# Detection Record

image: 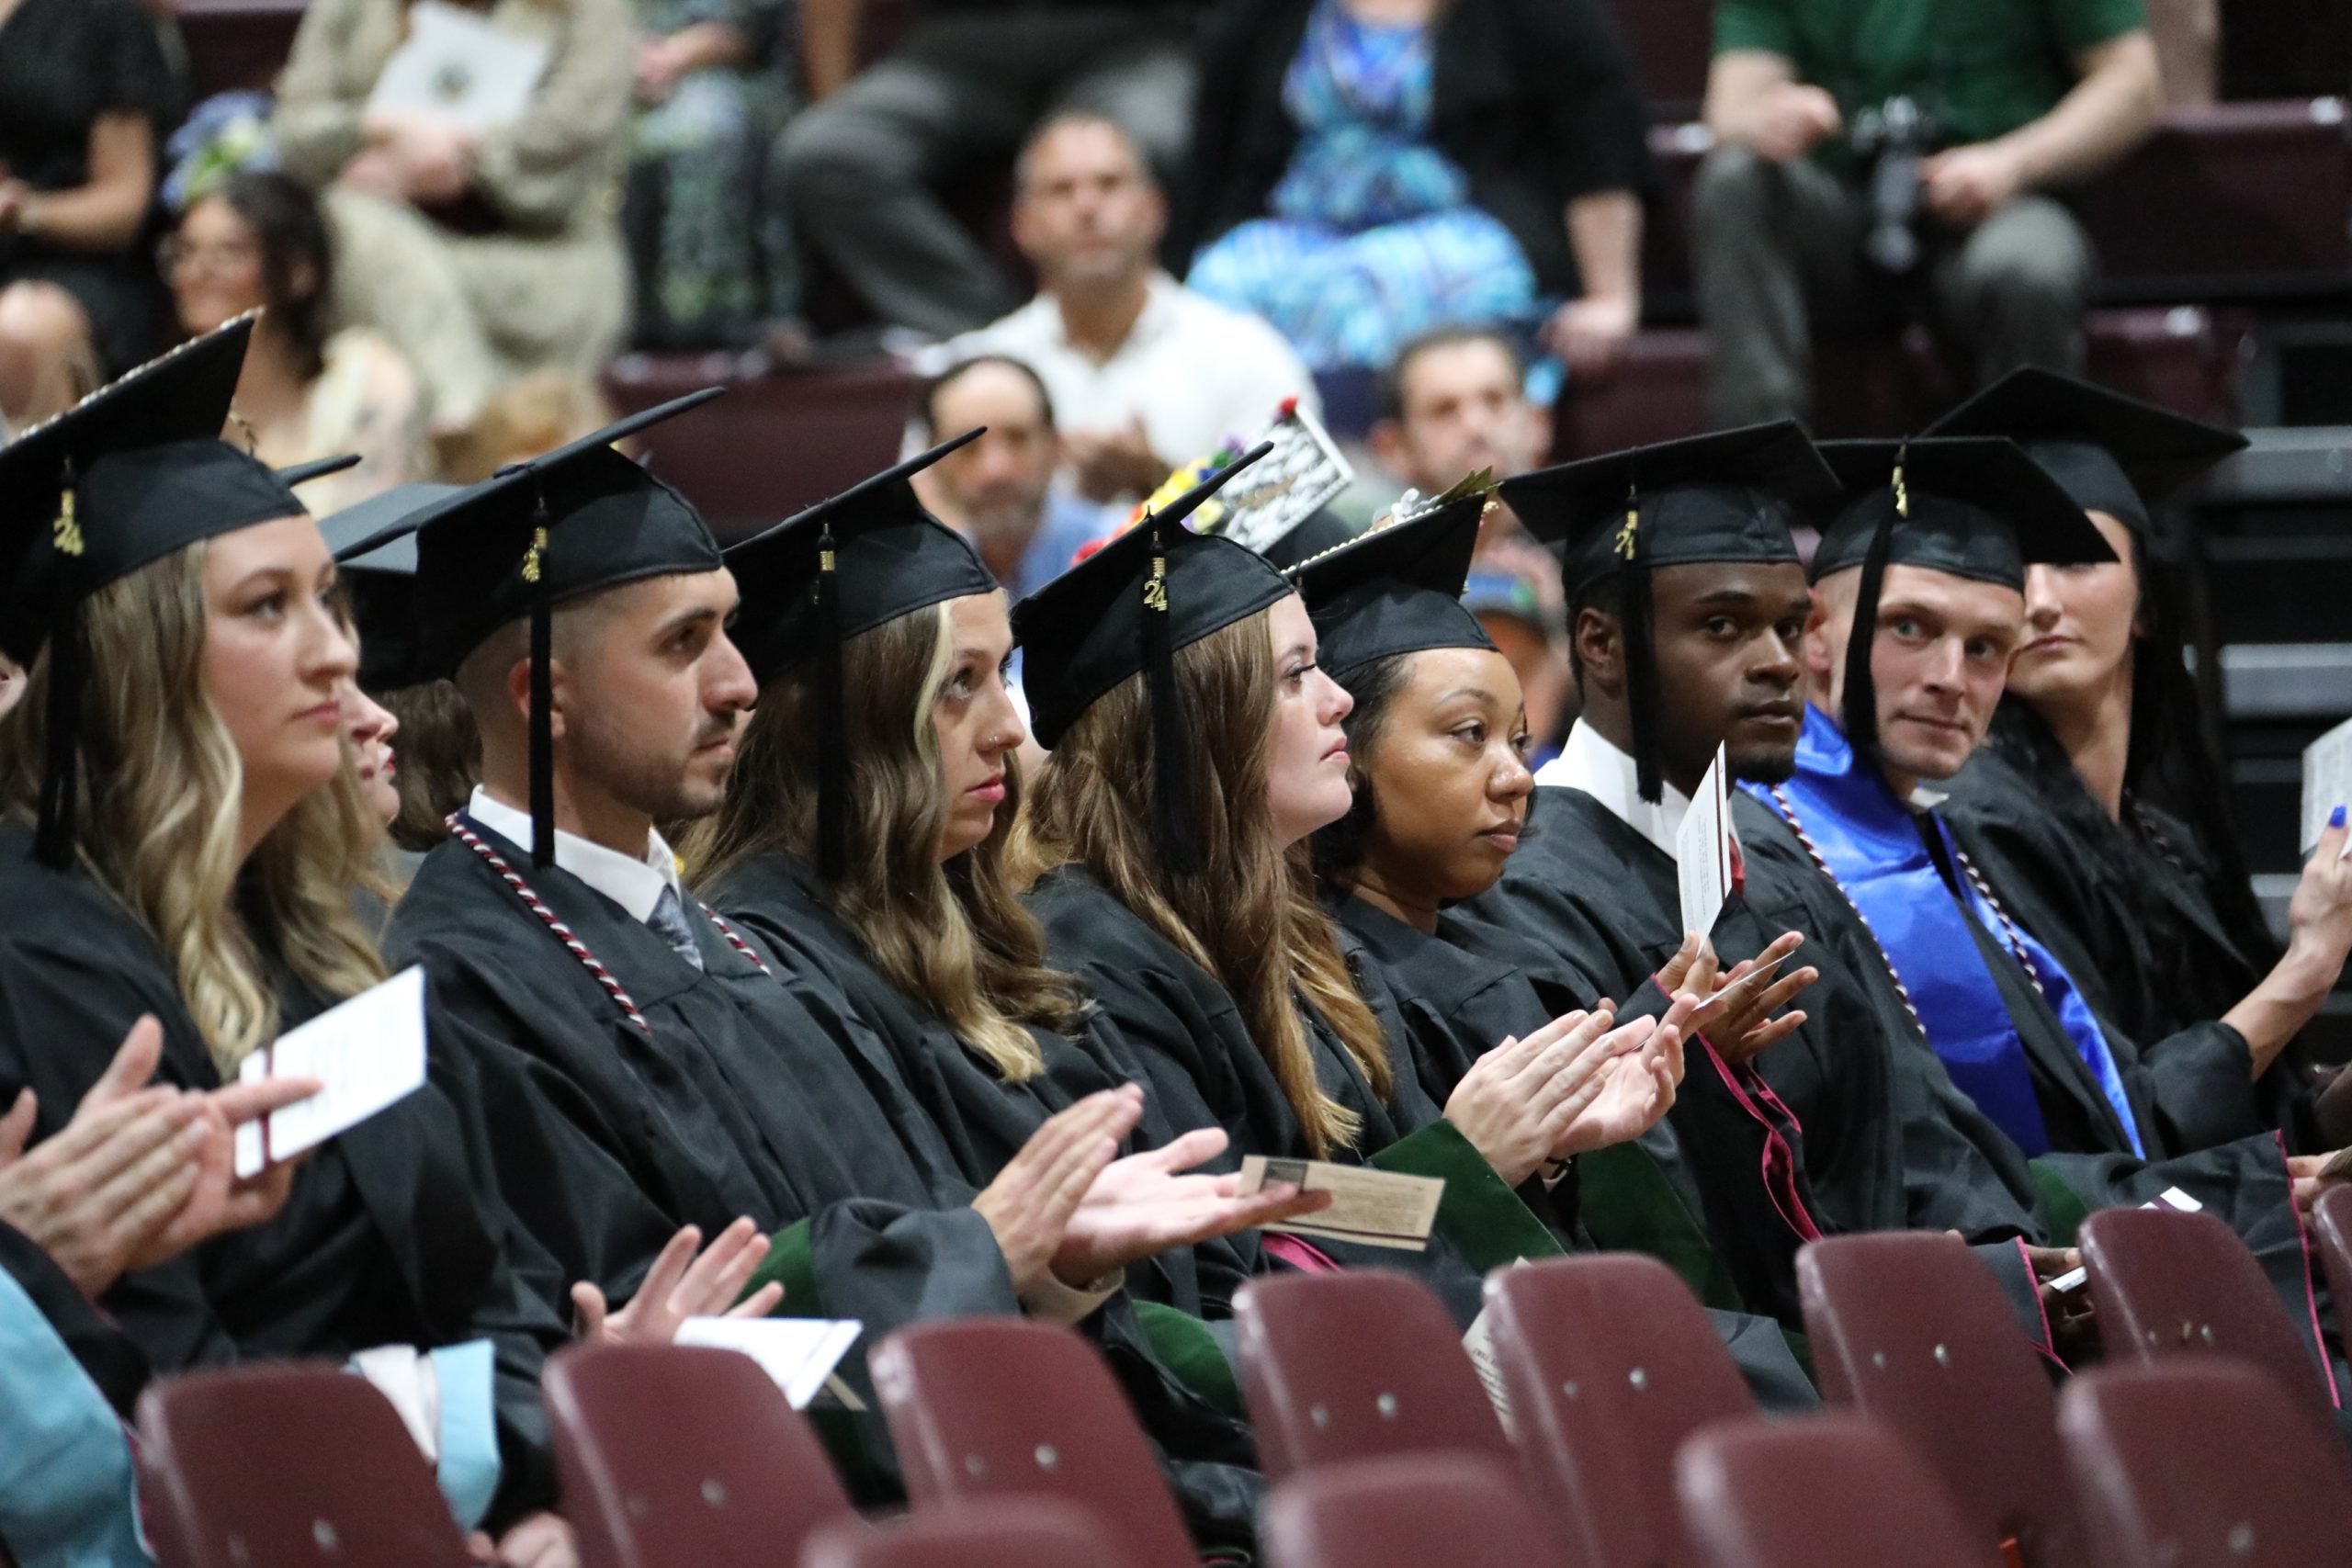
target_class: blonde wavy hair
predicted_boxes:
[0,544,387,1077]
[1011,610,1392,1157]
[685,599,1086,1081]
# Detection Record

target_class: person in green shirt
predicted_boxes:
[1690,0,2160,427]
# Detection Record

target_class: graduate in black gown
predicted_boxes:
[0,320,577,1547]
[1008,450,1712,1326]
[369,402,1295,1544]
[693,436,1316,1342]
[1449,424,2071,1337]
[1925,369,2352,1150]
[1754,434,2351,1398]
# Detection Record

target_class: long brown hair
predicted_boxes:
[1012,610,1392,1157]
[0,545,387,1075]
[685,600,1086,1080]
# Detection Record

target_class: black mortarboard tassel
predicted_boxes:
[814,519,846,880]
[1612,479,1669,805]
[524,479,556,869]
[1838,445,1905,771]
[1140,520,1195,874]
[34,460,85,869]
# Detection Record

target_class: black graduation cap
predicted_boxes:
[0,315,318,865]
[1924,367,2248,534]
[277,452,365,490]
[1812,435,2115,766]
[1012,442,1281,872]
[347,389,728,867]
[723,430,999,879]
[1501,421,1838,803]
[1286,490,1495,681]
[318,482,458,693]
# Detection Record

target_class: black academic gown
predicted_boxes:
[1450,786,2052,1331]
[1736,795,2349,1407]
[1327,891,1815,1407]
[0,827,565,1526]
[1944,722,2316,1148]
[389,821,1264,1548]
[1024,863,1600,1326]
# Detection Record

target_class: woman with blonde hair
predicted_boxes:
[1011,453,1689,1308]
[0,323,608,1556]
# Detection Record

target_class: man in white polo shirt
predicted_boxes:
[931,111,1317,508]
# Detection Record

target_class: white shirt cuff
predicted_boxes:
[1021,1269,1123,1325]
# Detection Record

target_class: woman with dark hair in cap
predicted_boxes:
[1009,451,1692,1318]
[1928,369,2352,1146]
[0,321,590,1553]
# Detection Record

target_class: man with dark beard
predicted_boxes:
[1451,423,2071,1336]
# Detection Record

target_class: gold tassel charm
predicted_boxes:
[51,490,83,558]
[1144,550,1169,612]
[1614,482,1640,560]
[1893,445,1910,519]
[520,525,548,583]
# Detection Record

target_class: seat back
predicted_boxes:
[2058,1361,2352,1568]
[1673,1414,1984,1568]
[543,1343,859,1568]
[2077,1206,2333,1427]
[801,1500,1136,1568]
[2310,1185,2352,1350]
[1482,1254,1754,1568]
[137,1364,473,1568]
[870,1318,1196,1568]
[1261,1453,1569,1568]
[1233,1269,1509,1482]
[1797,1233,2082,1566]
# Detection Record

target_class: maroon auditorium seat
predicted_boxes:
[1602,0,1712,117]
[2311,1185,2352,1343]
[137,1363,472,1568]
[869,1318,1198,1568]
[175,0,310,99]
[2076,1206,2337,1437]
[1261,1454,1571,1568]
[2058,1362,2352,1568]
[1796,1233,2084,1568]
[802,1500,1136,1568]
[1481,1254,1754,1568]
[1674,1414,1985,1568]
[542,1343,860,1568]
[1232,1269,1510,1483]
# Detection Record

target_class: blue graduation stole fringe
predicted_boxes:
[1748,708,2143,1159]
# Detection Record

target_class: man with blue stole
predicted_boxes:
[1750,434,2349,1404]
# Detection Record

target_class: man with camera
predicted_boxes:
[1690,0,2162,427]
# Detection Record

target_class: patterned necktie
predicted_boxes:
[647,885,706,973]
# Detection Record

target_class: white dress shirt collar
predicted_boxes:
[1532,721,1697,863]
[465,787,682,923]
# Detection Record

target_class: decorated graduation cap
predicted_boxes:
[317,482,458,693]
[1502,420,1838,803]
[1813,435,2114,766]
[1924,367,2248,534]
[1286,481,1496,681]
[722,430,998,878]
[1012,442,1281,872]
[0,315,322,865]
[352,388,727,868]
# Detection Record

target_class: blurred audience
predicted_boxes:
[912,356,1110,599]
[2145,0,2219,106]
[1369,325,1573,755]
[0,0,175,427]
[434,366,616,483]
[775,0,1207,337]
[932,112,1315,507]
[626,0,801,348]
[1693,0,2161,426]
[272,0,635,427]
[165,171,424,514]
[1177,0,1652,376]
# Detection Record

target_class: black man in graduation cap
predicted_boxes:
[1751,437,2352,1401]
[1918,374,2352,1154]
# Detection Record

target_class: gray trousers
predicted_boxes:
[774,7,1198,337]
[1690,143,2092,427]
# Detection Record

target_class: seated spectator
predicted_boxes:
[912,357,1109,599]
[165,172,424,516]
[1692,0,2161,426]
[775,0,1207,338]
[626,0,800,349]
[1177,0,1652,376]
[1370,325,1571,750]
[271,0,635,427]
[434,367,616,483]
[932,112,1317,507]
[0,0,175,426]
